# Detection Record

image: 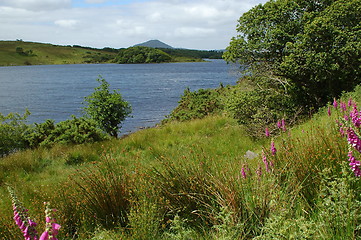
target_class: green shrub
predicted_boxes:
[24,116,108,147]
[0,110,30,156]
[223,76,299,138]
[165,87,225,122]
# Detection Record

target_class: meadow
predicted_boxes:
[1,87,360,239]
[0,41,118,66]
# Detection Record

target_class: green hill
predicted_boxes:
[0,41,118,66]
[0,41,222,66]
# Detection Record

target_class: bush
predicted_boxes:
[24,116,108,147]
[223,80,298,138]
[165,87,225,122]
[0,110,30,156]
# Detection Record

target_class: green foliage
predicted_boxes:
[24,116,108,147]
[224,0,361,109]
[0,110,30,156]
[83,77,132,137]
[224,76,298,137]
[160,48,223,59]
[165,87,225,122]
[115,46,172,64]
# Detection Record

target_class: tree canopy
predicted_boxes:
[115,46,172,64]
[83,78,131,138]
[224,0,361,108]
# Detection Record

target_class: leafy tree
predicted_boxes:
[83,77,131,138]
[224,0,361,109]
[115,46,171,64]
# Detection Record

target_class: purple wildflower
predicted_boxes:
[340,102,347,112]
[350,105,361,128]
[262,151,270,172]
[327,106,331,116]
[40,202,61,240]
[333,98,338,108]
[281,119,286,132]
[241,167,247,179]
[346,128,361,153]
[271,140,277,155]
[265,127,270,137]
[348,97,353,107]
[256,164,262,177]
[277,121,282,129]
[8,187,39,240]
[347,151,361,177]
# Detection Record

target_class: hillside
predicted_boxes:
[0,41,118,66]
[134,39,173,49]
[0,40,221,66]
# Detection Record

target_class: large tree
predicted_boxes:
[224,0,361,108]
[83,77,131,138]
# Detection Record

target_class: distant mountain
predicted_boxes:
[134,40,173,49]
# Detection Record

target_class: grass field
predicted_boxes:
[0,41,117,66]
[1,92,360,239]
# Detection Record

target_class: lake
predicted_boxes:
[0,60,239,135]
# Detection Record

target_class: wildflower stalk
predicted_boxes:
[39,202,61,240]
[7,186,39,240]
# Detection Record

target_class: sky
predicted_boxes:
[0,0,268,50]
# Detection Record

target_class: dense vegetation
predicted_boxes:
[1,0,360,239]
[160,48,223,60]
[114,46,172,64]
[223,0,361,110]
[1,88,361,239]
[0,41,220,66]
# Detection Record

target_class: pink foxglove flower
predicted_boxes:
[348,151,361,177]
[8,187,39,240]
[262,151,270,172]
[350,105,361,128]
[346,128,361,153]
[271,141,277,155]
[281,118,286,132]
[277,120,282,129]
[256,164,262,177]
[327,106,331,116]
[333,98,338,108]
[241,167,246,179]
[265,127,270,137]
[40,202,61,240]
[340,102,347,112]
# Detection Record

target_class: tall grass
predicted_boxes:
[1,108,360,239]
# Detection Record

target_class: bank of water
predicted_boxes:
[0,60,239,134]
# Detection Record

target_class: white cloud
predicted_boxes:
[54,19,78,28]
[0,0,71,11]
[0,0,269,49]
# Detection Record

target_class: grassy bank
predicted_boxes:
[1,96,360,239]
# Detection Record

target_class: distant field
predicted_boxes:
[0,41,117,66]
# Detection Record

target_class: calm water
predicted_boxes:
[0,60,239,134]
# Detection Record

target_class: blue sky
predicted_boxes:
[0,0,268,50]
